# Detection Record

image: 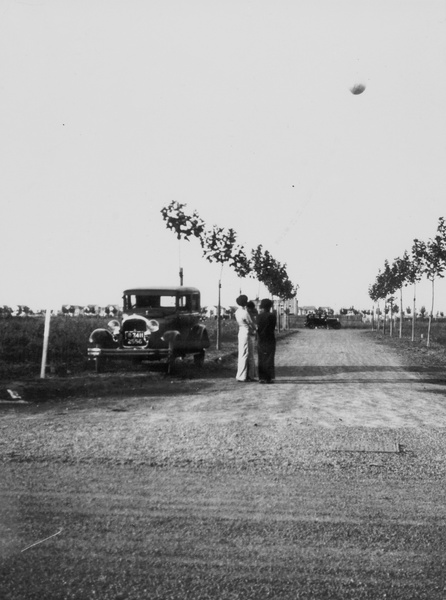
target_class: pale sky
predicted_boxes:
[1,0,445,313]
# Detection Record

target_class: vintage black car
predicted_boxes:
[88,286,210,373]
[305,313,341,330]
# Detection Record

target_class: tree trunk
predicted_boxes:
[383,302,386,335]
[216,278,222,350]
[411,282,416,342]
[276,298,281,332]
[427,278,435,347]
[389,299,393,337]
[399,288,403,338]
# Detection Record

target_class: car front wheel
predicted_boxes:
[166,341,177,375]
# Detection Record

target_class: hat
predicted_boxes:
[236,294,248,307]
[259,298,273,310]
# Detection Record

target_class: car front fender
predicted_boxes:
[88,328,118,348]
[189,323,210,348]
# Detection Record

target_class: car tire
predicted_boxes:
[193,350,205,367]
[94,356,103,374]
[166,341,177,375]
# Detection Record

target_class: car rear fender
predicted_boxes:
[162,330,181,345]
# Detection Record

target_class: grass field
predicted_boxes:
[1,314,446,381]
[374,317,446,345]
[0,316,240,381]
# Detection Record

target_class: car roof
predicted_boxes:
[123,287,200,295]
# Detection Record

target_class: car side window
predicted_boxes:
[159,296,176,309]
[190,294,200,312]
[178,295,189,311]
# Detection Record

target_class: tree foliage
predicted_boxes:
[200,225,254,278]
[161,202,298,300]
[251,245,296,300]
[160,200,205,241]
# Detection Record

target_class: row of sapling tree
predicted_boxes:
[161,201,298,348]
[368,217,446,346]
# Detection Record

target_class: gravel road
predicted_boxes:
[1,329,446,599]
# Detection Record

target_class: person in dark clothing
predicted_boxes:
[246,300,258,380]
[257,298,276,384]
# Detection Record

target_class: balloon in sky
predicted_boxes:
[350,83,366,95]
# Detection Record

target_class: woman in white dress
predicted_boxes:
[235,295,256,382]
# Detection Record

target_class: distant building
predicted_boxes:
[298,305,318,316]
[202,306,231,319]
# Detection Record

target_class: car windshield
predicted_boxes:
[126,294,175,310]
[124,292,200,313]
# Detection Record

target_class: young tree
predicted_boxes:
[251,245,297,332]
[368,282,380,331]
[378,260,398,336]
[421,218,446,346]
[251,245,296,301]
[251,245,275,292]
[392,252,413,338]
[200,225,244,349]
[160,201,206,284]
[230,245,252,279]
[250,245,298,330]
[369,276,390,331]
[160,200,205,242]
[408,239,426,342]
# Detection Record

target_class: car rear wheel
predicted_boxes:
[193,350,205,367]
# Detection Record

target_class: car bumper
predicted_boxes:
[88,347,170,359]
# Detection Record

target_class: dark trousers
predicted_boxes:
[258,339,275,382]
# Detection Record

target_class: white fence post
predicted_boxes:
[40,308,51,379]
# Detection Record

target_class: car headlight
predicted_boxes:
[148,319,159,332]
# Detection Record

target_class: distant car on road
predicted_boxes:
[88,286,210,373]
[305,313,341,330]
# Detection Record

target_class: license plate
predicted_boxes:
[126,331,144,339]
[125,331,145,344]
